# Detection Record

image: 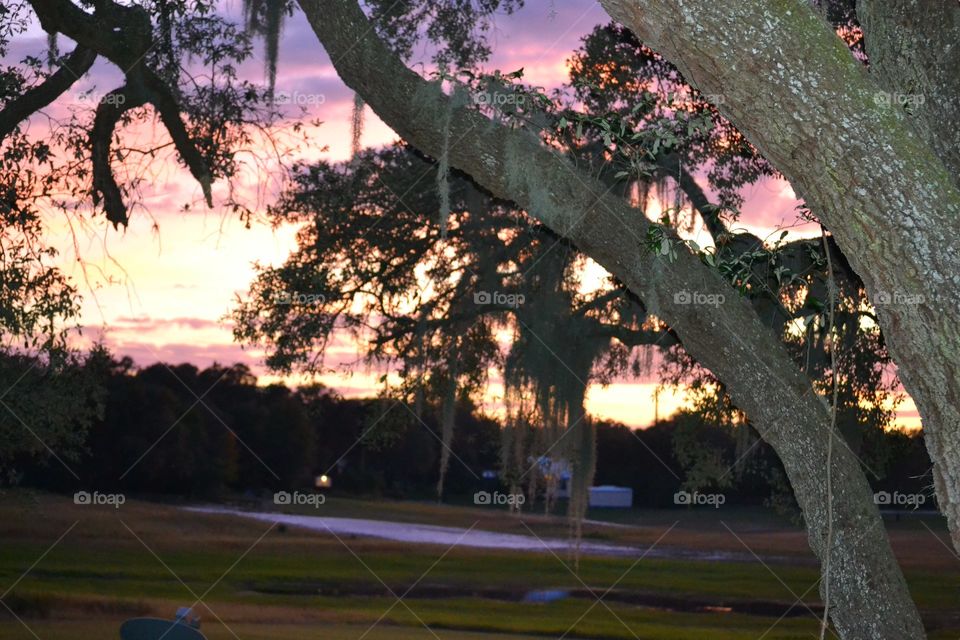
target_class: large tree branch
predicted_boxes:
[600,0,960,563]
[596,323,679,348]
[26,0,212,226]
[139,68,213,208]
[91,84,148,227]
[856,0,960,183]
[28,0,153,71]
[299,1,923,637]
[0,45,96,141]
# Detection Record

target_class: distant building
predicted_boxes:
[528,458,633,507]
[530,456,572,498]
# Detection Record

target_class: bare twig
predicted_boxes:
[819,226,838,640]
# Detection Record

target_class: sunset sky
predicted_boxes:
[13,0,920,429]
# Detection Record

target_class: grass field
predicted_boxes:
[1,490,957,639]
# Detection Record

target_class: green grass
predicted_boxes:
[1,490,957,639]
[0,532,827,604]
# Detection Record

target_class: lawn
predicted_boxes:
[0,490,957,639]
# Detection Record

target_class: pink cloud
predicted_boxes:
[111,316,225,331]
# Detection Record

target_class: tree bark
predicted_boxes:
[600,0,960,563]
[856,0,960,183]
[298,1,926,637]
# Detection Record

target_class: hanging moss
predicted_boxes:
[436,368,457,500]
[434,83,471,238]
[351,93,366,159]
[243,0,286,95]
[499,244,608,567]
[263,1,282,93]
[437,110,452,238]
[564,393,596,569]
[46,33,58,69]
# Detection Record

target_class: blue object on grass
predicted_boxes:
[523,589,570,603]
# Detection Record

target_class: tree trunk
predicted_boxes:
[298,1,926,636]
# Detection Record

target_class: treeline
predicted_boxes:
[11,350,933,509]
[18,351,500,499]
[597,415,934,511]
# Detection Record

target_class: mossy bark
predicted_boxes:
[856,0,960,182]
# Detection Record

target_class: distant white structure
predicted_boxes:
[530,456,572,498]
[589,485,633,508]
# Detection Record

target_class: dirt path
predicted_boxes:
[185,505,786,563]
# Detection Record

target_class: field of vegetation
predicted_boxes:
[1,491,958,639]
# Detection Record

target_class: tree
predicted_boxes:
[233,20,901,532]
[0,348,103,482]
[0,0,526,484]
[597,0,960,561]
[26,354,323,496]
[231,144,670,516]
[294,0,929,636]
[0,6,103,470]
